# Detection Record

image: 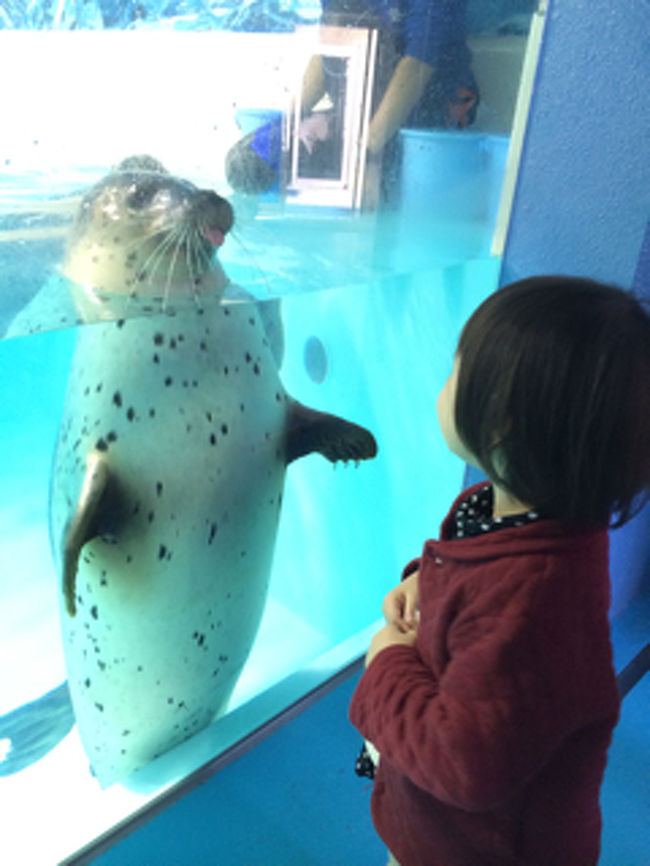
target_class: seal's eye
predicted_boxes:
[125,181,159,211]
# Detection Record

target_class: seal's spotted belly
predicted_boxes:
[52,304,288,783]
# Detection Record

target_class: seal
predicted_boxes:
[49,156,377,786]
[62,154,234,322]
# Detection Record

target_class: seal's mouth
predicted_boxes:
[203,226,226,248]
[192,189,234,249]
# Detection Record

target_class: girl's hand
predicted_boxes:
[382,570,420,633]
[366,622,417,667]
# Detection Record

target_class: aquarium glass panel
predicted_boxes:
[0,0,541,860]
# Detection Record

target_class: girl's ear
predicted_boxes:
[490,443,508,481]
[485,422,511,487]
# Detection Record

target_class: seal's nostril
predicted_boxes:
[303,336,328,384]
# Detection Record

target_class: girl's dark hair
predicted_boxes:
[455,276,650,527]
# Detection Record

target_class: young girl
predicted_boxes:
[349,276,650,866]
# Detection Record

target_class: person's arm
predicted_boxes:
[366,55,434,155]
[349,559,617,812]
[300,54,327,116]
[350,621,560,811]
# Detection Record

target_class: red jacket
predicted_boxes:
[349,484,620,866]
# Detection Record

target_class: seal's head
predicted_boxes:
[64,155,234,320]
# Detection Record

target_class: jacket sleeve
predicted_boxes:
[349,581,611,812]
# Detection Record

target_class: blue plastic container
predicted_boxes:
[399,129,509,227]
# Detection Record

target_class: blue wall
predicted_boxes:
[500,0,650,614]
[502,0,650,290]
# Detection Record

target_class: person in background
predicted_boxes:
[349,277,650,865]
[226,0,478,203]
[300,1,476,153]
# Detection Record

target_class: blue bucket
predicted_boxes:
[399,129,508,227]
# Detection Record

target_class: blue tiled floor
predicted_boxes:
[94,599,650,866]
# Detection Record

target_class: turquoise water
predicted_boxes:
[0,190,502,861]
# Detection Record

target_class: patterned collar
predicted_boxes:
[451,484,541,540]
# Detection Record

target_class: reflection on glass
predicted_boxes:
[297,56,347,180]
[289,25,377,208]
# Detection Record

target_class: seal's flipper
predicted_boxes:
[63,451,111,617]
[286,401,378,465]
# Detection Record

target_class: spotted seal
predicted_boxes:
[50,156,377,786]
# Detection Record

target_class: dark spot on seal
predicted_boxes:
[210,434,217,446]
[113,391,122,407]
[95,703,105,712]
[91,606,98,620]
[208,523,217,544]
[221,424,229,435]
[156,482,164,497]
[158,544,167,560]
[96,438,108,451]
[153,333,164,346]
[253,363,260,375]
[127,407,135,421]
[164,376,173,387]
